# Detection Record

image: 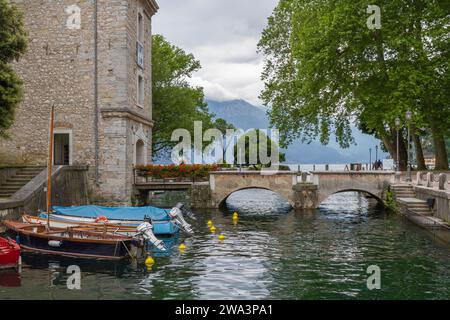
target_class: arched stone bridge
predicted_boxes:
[208,171,395,209]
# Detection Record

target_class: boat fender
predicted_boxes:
[95,216,109,223]
[48,240,63,248]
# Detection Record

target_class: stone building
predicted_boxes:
[0,0,159,202]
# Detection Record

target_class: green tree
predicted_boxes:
[152,35,232,159]
[258,0,449,169]
[0,0,27,137]
[234,129,286,169]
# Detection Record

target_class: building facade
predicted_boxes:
[0,0,158,202]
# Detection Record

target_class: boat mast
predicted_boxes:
[47,105,55,226]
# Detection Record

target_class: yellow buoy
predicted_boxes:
[210,226,217,233]
[145,256,155,267]
[207,220,213,227]
[179,243,187,251]
[219,234,225,241]
[233,212,239,220]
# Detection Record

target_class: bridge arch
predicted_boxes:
[218,186,295,209]
[317,188,384,207]
[313,172,392,208]
[210,172,298,209]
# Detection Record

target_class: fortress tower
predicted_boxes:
[0,0,159,202]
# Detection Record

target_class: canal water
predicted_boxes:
[1,189,450,300]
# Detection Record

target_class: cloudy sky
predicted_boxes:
[153,0,279,106]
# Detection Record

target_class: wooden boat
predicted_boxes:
[3,221,133,260]
[2,106,145,260]
[35,209,179,235]
[22,214,167,251]
[22,214,140,236]
[0,236,20,269]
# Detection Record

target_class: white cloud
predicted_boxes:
[153,0,278,106]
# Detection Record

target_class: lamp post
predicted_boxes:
[369,148,372,171]
[375,145,379,166]
[395,117,401,172]
[405,110,413,182]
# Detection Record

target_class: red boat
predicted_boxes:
[0,236,21,269]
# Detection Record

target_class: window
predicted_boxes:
[136,12,144,68]
[137,74,144,107]
[137,13,144,44]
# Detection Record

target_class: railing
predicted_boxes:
[408,172,450,191]
[133,169,209,185]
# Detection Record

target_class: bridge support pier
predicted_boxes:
[293,183,318,209]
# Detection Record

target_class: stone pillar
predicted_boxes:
[416,172,422,185]
[395,172,401,183]
[301,172,308,183]
[438,173,447,190]
[426,172,433,188]
[293,183,318,209]
[191,184,212,209]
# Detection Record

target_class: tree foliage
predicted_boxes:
[233,129,286,168]
[152,35,232,159]
[0,0,27,137]
[258,0,449,169]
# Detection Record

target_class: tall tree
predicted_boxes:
[234,129,286,168]
[152,35,231,159]
[0,0,27,138]
[258,0,449,169]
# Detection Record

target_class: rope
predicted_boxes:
[121,240,136,260]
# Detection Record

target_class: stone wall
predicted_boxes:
[2,0,158,203]
[2,0,97,166]
[414,186,450,223]
[0,166,89,221]
[191,183,213,209]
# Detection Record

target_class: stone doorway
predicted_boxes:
[54,133,71,165]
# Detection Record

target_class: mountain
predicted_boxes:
[207,99,269,130]
[207,99,388,164]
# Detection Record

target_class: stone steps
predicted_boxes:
[396,197,434,217]
[0,166,45,199]
[391,184,415,200]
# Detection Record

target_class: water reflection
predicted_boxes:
[1,191,450,299]
[225,188,292,216]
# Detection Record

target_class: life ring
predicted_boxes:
[95,216,109,223]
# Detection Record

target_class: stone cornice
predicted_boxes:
[145,0,159,14]
[101,108,154,127]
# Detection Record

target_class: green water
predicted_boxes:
[1,190,449,300]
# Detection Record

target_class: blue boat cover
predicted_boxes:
[52,205,171,221]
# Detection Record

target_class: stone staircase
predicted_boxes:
[0,166,46,199]
[391,184,415,199]
[391,184,434,217]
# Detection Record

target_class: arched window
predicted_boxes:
[136,139,146,165]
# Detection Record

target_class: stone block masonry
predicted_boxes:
[1,0,159,203]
